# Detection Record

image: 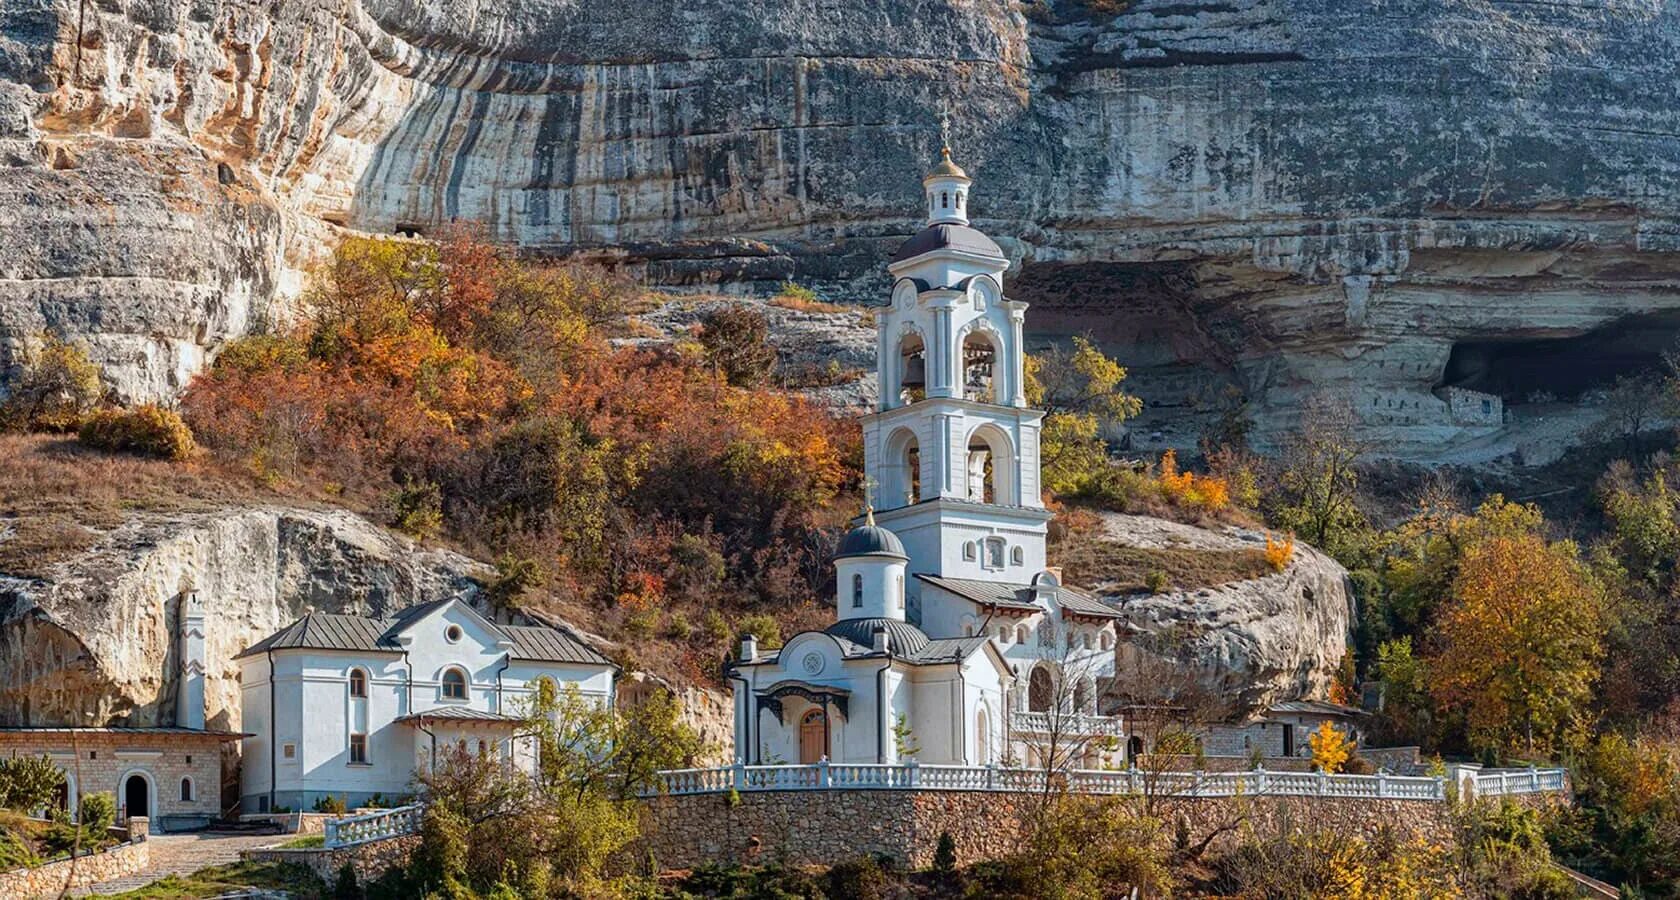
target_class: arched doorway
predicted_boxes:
[122,773,151,822]
[798,709,828,764]
[1028,666,1054,713]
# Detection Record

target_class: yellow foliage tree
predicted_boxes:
[1427,534,1605,757]
[1309,720,1353,773]
[1026,337,1141,496]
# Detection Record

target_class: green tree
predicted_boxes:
[0,755,64,812]
[1267,395,1370,562]
[1025,336,1141,496]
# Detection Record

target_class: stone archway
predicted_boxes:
[121,771,153,822]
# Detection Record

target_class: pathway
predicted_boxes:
[71,832,288,896]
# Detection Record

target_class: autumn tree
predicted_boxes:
[0,332,103,432]
[697,305,777,388]
[1427,534,1605,758]
[1307,721,1353,773]
[1025,336,1142,496]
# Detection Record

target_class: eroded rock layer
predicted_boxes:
[3,0,1678,459]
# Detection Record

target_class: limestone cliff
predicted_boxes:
[1081,513,1351,712]
[3,0,1679,462]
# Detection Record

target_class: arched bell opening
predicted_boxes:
[962,331,999,403]
[966,424,1015,505]
[898,333,927,405]
[881,427,921,509]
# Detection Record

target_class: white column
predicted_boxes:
[1009,309,1027,407]
[929,300,958,399]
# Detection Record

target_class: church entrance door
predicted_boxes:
[799,709,827,764]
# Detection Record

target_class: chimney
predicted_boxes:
[176,591,207,730]
[740,634,758,663]
[872,626,890,653]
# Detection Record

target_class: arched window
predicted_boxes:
[1100,632,1114,651]
[964,624,974,637]
[1082,632,1093,650]
[852,573,864,608]
[967,425,1016,505]
[1016,625,1029,644]
[897,333,926,406]
[1028,667,1053,712]
[997,626,1009,644]
[957,191,966,210]
[941,191,949,209]
[179,777,193,802]
[1010,546,1024,566]
[441,668,468,700]
[348,668,367,698]
[896,574,904,609]
[1073,678,1090,713]
[963,542,977,562]
[962,331,998,403]
[985,538,1006,570]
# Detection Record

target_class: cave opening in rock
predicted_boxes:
[1439,313,1680,404]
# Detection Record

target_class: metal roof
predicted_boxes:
[395,708,526,726]
[236,599,612,667]
[903,636,993,664]
[891,223,1004,264]
[0,726,248,740]
[1270,700,1369,718]
[824,618,931,655]
[916,574,1122,619]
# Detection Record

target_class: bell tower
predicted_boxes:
[860,134,1051,603]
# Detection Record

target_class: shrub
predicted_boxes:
[0,755,64,812]
[979,796,1169,899]
[78,792,115,832]
[1144,569,1169,594]
[333,860,360,899]
[77,405,197,460]
[827,855,891,900]
[1264,532,1294,572]
[390,479,443,540]
[1308,720,1353,773]
[697,306,777,387]
[933,830,958,876]
[1,333,103,432]
[313,794,347,815]
[735,613,783,650]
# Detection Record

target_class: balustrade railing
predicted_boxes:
[1009,711,1127,737]
[1474,767,1569,797]
[322,804,424,849]
[642,763,1572,803]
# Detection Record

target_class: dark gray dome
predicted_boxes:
[836,523,906,559]
[890,223,1004,264]
[825,618,929,655]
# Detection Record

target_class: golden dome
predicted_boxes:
[929,146,968,179]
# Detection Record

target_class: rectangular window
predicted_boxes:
[349,733,368,764]
[282,743,296,760]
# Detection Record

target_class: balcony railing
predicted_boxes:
[323,804,424,849]
[1011,711,1126,737]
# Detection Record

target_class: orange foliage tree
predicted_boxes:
[183,232,858,629]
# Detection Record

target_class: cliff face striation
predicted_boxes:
[3,0,1679,461]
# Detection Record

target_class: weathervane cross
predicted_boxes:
[939,100,952,154]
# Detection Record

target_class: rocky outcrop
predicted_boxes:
[0,505,487,728]
[4,0,1679,462]
[1088,513,1351,713]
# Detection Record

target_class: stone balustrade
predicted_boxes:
[645,762,1571,803]
[1009,711,1127,737]
[323,804,423,849]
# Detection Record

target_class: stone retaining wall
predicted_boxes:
[636,789,1463,870]
[246,834,420,885]
[0,839,148,899]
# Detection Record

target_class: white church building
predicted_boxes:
[236,597,615,812]
[729,145,1124,768]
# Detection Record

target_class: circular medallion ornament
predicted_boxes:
[801,652,825,675]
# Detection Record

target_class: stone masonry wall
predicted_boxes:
[637,789,1463,870]
[0,839,148,899]
[246,834,421,885]
[0,733,227,829]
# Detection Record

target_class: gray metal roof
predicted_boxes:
[825,618,930,655]
[236,600,612,667]
[916,574,1122,619]
[0,726,248,740]
[891,223,1004,263]
[1270,700,1368,718]
[395,707,525,725]
[903,636,993,664]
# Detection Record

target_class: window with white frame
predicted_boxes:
[441,668,468,700]
[349,668,368,698]
[985,537,1006,569]
[348,733,368,764]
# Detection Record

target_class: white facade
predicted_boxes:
[729,146,1123,770]
[238,598,615,811]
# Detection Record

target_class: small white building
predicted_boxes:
[236,597,615,812]
[729,142,1124,769]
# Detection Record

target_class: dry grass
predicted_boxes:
[0,434,303,576]
[1052,531,1272,596]
[768,293,853,316]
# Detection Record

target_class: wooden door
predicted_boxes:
[799,710,827,764]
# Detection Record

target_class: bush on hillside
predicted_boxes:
[77,405,197,460]
[0,333,103,432]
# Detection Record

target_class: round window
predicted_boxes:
[445,624,463,643]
